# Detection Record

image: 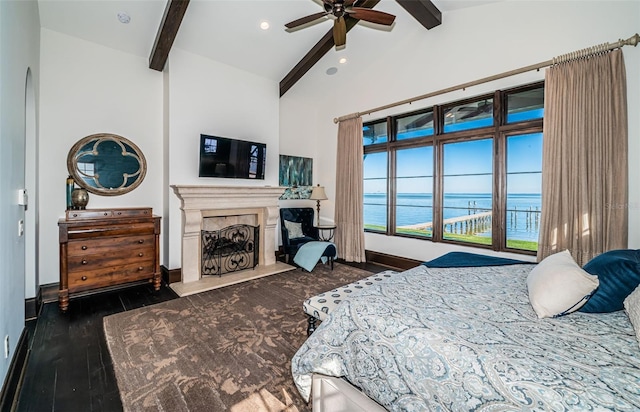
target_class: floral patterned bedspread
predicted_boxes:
[291,264,640,411]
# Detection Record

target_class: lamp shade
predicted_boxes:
[310,185,328,200]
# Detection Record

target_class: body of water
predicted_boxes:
[364,193,541,241]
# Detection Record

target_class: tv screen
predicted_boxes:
[198,134,266,180]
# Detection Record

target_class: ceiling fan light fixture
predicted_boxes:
[284,0,396,48]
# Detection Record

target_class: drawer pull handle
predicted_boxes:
[138,252,144,257]
[138,266,144,271]
[81,276,87,281]
[81,246,87,250]
[103,212,108,216]
[81,260,88,265]
[138,239,144,244]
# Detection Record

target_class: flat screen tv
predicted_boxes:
[198,134,266,180]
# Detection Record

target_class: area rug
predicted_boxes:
[103,262,375,412]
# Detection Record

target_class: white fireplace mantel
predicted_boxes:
[171,185,290,294]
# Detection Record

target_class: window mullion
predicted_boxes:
[388,147,396,236]
[387,118,396,236]
[432,139,443,242]
[493,133,506,251]
[493,90,506,251]
[432,106,443,241]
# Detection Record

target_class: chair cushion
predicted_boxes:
[284,220,304,239]
[289,237,317,248]
[303,270,399,321]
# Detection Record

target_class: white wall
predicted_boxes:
[166,48,280,269]
[38,29,163,285]
[0,0,40,387]
[277,97,331,242]
[279,0,640,263]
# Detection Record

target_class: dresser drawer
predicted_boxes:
[68,261,156,292]
[67,246,155,273]
[67,222,156,240]
[68,235,155,256]
[66,208,152,221]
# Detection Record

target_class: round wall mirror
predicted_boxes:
[67,133,147,196]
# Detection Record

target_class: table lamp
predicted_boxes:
[310,184,328,226]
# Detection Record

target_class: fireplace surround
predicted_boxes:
[171,185,294,296]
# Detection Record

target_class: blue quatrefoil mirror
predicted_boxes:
[67,133,146,196]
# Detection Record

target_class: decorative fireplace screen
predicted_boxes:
[201,224,259,276]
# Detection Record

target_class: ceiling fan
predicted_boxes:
[285,0,396,48]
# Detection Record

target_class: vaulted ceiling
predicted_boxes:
[38,0,502,95]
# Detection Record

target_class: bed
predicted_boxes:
[291,252,640,411]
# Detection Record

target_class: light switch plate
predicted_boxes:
[17,189,28,206]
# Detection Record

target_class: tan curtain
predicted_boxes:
[538,49,628,266]
[334,116,366,262]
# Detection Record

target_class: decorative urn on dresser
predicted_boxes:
[58,207,161,312]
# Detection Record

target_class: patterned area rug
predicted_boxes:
[103,262,374,412]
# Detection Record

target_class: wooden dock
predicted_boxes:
[399,211,492,234]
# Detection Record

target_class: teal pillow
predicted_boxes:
[579,249,640,313]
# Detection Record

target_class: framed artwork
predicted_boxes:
[279,155,313,199]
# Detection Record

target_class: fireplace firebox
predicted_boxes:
[201,224,259,276]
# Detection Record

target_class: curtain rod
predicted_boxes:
[333,33,640,124]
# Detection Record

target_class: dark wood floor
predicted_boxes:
[14,260,389,412]
[15,283,178,412]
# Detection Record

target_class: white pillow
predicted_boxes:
[284,220,305,239]
[527,250,599,319]
[624,285,640,349]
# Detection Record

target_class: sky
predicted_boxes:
[364,132,542,194]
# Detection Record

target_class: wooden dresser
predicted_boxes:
[58,207,161,312]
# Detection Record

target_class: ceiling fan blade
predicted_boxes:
[347,7,396,25]
[333,16,347,47]
[285,11,330,29]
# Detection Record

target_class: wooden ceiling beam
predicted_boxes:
[279,0,380,97]
[396,0,441,30]
[149,0,190,71]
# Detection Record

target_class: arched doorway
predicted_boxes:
[24,67,39,318]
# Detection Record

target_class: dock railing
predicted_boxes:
[399,211,492,235]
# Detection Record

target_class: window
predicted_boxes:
[363,120,388,146]
[505,132,543,251]
[506,86,544,123]
[442,139,493,245]
[77,162,95,177]
[396,110,434,140]
[363,151,388,232]
[443,97,493,132]
[396,146,433,238]
[203,137,218,153]
[363,82,543,254]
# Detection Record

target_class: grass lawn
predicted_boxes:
[365,225,537,251]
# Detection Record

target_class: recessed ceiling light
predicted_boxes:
[117,12,131,24]
[326,67,338,75]
[339,57,347,64]
[260,21,270,30]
